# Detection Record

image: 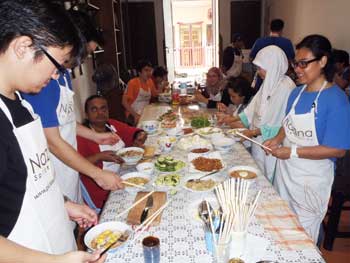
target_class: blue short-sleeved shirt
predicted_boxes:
[285,85,350,150]
[250,36,295,60]
[22,70,72,128]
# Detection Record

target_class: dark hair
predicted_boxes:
[333,49,349,67]
[270,19,284,32]
[296,34,335,82]
[152,66,168,78]
[68,10,104,46]
[92,64,118,94]
[84,94,107,113]
[136,59,152,73]
[0,0,85,64]
[226,76,255,104]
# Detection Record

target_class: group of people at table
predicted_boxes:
[0,1,349,263]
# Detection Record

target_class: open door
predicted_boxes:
[163,0,219,83]
[163,0,175,82]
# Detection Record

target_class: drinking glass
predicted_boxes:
[142,236,160,263]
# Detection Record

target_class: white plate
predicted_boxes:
[152,173,182,191]
[227,165,260,180]
[195,127,223,139]
[121,172,151,192]
[84,221,131,253]
[188,151,226,174]
[183,175,218,193]
[177,135,212,151]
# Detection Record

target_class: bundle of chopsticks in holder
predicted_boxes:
[208,178,262,253]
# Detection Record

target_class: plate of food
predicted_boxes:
[154,156,186,173]
[195,127,223,139]
[228,165,259,180]
[158,110,178,129]
[117,147,144,165]
[188,151,225,174]
[191,116,210,129]
[121,172,150,192]
[84,221,131,253]
[177,135,212,151]
[183,176,217,193]
[226,128,248,141]
[189,146,212,154]
[153,173,181,189]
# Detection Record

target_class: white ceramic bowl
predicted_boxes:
[158,136,177,153]
[141,120,159,135]
[227,165,260,180]
[84,221,131,253]
[136,162,155,175]
[211,137,235,152]
[121,172,151,192]
[117,147,144,165]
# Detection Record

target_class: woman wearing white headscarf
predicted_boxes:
[219,45,295,181]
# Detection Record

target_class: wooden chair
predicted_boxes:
[323,151,350,250]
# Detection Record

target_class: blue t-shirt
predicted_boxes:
[285,85,350,150]
[22,70,72,128]
[250,36,295,60]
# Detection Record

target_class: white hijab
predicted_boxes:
[244,45,295,128]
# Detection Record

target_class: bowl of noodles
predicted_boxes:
[117,147,144,165]
[121,172,151,192]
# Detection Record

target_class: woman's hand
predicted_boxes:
[64,202,98,229]
[263,138,282,154]
[56,250,107,263]
[271,146,291,160]
[94,132,120,145]
[217,102,228,112]
[194,90,208,104]
[240,129,260,141]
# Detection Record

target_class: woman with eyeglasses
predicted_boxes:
[264,35,350,242]
[218,45,295,182]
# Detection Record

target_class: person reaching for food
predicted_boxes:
[77,95,147,212]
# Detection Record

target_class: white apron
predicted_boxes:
[2,95,76,254]
[209,91,222,102]
[274,82,334,242]
[250,91,276,182]
[131,80,152,115]
[226,53,243,78]
[51,75,82,204]
[99,124,125,172]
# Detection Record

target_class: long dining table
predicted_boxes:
[100,103,326,263]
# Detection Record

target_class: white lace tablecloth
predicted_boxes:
[101,104,325,263]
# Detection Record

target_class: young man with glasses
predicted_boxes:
[22,9,124,209]
[0,1,105,262]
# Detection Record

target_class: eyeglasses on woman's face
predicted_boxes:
[291,57,320,69]
[39,46,66,75]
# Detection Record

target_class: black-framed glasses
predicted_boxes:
[39,46,66,75]
[291,58,320,69]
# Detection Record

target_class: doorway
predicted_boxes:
[163,0,219,83]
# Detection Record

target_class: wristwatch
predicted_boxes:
[290,144,299,158]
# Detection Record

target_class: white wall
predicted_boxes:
[266,0,350,52]
[72,58,96,122]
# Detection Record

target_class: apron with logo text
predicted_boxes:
[3,95,76,254]
[51,75,82,204]
[274,82,334,242]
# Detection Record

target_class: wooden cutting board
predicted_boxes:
[126,191,167,226]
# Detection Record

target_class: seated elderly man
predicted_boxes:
[77,95,147,212]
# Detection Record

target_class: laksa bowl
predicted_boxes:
[117,147,144,165]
